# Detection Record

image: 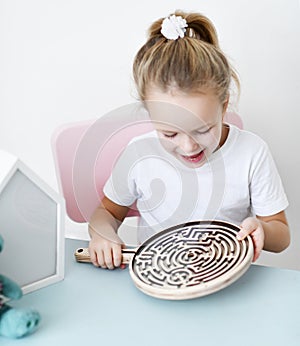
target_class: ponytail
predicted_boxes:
[133,10,240,104]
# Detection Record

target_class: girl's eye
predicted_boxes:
[197,127,212,135]
[163,133,177,138]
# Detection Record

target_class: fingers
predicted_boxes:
[103,244,121,269]
[237,217,255,240]
[89,239,123,270]
[89,247,101,268]
[237,217,265,262]
[236,229,248,241]
[112,244,122,268]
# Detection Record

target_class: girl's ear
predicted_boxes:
[222,97,229,119]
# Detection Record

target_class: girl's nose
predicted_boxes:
[179,135,199,154]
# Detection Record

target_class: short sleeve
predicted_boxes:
[103,141,140,206]
[249,141,289,216]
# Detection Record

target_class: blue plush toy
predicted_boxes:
[0,235,41,338]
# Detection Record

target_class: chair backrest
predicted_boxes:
[52,112,243,223]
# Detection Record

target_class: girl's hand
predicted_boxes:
[88,231,124,270]
[87,196,129,269]
[237,217,265,262]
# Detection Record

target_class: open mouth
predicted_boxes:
[181,150,205,164]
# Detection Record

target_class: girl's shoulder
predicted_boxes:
[228,124,268,149]
[222,125,270,162]
[128,130,158,144]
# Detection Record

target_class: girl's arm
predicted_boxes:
[237,210,290,262]
[88,196,129,269]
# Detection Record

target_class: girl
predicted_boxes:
[88,11,290,269]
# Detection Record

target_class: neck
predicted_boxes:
[219,123,229,148]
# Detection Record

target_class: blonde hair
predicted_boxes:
[133,10,240,105]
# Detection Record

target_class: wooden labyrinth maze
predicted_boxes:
[130,221,254,299]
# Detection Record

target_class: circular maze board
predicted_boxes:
[129,221,254,300]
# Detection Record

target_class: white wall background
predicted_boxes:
[0,0,299,270]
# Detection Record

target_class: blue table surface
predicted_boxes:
[2,239,300,346]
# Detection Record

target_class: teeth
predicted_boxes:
[185,151,202,159]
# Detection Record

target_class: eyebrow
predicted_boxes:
[157,123,214,133]
[158,129,177,133]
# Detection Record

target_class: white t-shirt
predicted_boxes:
[104,125,289,243]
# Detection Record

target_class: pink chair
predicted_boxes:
[52,112,243,224]
[224,112,243,130]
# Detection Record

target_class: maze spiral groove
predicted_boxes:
[130,221,253,298]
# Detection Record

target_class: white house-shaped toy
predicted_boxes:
[0,149,65,294]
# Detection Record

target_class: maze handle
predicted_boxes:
[74,247,136,264]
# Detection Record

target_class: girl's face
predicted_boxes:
[145,89,227,168]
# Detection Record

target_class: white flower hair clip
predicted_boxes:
[161,15,188,40]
